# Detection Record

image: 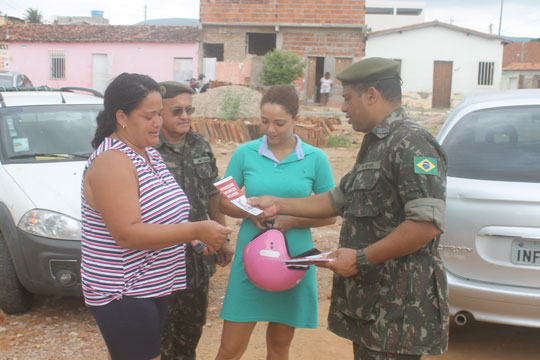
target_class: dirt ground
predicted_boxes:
[1,106,540,359]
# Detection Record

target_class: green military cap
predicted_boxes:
[159,81,194,98]
[337,57,400,84]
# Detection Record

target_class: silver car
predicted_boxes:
[0,70,33,88]
[437,89,540,328]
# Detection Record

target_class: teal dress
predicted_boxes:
[220,136,335,328]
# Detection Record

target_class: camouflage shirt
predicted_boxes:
[327,107,449,355]
[155,129,221,288]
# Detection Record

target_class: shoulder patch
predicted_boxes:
[193,156,211,164]
[414,157,438,175]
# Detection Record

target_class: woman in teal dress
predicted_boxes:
[215,85,336,360]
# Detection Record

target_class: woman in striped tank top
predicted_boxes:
[81,73,231,360]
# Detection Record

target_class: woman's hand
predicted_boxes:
[196,220,232,254]
[269,216,296,233]
[248,214,268,231]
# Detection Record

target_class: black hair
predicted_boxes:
[349,73,403,104]
[260,84,299,118]
[91,73,161,149]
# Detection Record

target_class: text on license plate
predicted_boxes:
[511,239,540,266]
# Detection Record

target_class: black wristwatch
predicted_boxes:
[356,248,373,270]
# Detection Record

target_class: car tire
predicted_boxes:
[0,232,33,314]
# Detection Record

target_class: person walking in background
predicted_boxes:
[156,81,234,360]
[249,58,449,360]
[215,85,337,360]
[81,73,230,360]
[319,72,333,107]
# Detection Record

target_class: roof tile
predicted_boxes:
[0,23,199,43]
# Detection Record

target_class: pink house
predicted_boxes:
[0,23,199,94]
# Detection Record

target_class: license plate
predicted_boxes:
[511,239,540,266]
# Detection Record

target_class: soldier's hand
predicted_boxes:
[217,240,234,267]
[319,248,359,277]
[196,220,232,254]
[247,196,280,220]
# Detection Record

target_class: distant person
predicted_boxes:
[81,73,231,360]
[319,72,333,107]
[156,81,234,360]
[249,58,449,360]
[215,84,337,360]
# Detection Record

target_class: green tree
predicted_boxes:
[260,49,305,86]
[24,8,43,23]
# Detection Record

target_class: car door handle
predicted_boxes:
[478,226,540,240]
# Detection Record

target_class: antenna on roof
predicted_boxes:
[54,78,66,104]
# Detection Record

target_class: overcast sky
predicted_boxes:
[1,0,538,37]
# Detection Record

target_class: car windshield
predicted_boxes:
[0,104,102,163]
[442,105,540,182]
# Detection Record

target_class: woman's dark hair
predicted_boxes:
[91,73,161,148]
[260,84,299,118]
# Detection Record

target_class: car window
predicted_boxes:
[15,75,24,87]
[22,75,33,87]
[0,75,12,87]
[442,105,540,182]
[0,104,101,163]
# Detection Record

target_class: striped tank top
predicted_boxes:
[81,138,189,306]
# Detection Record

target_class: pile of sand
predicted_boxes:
[192,85,263,119]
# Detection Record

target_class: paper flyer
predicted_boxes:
[283,252,333,265]
[214,176,263,216]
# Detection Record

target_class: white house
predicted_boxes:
[366,21,510,108]
[365,1,425,32]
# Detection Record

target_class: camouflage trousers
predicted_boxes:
[353,343,422,360]
[160,279,210,360]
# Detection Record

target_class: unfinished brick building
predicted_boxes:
[199,0,366,104]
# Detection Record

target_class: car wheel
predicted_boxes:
[0,231,33,314]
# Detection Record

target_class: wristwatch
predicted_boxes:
[356,248,373,270]
[226,234,232,242]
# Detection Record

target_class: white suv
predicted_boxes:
[0,87,103,314]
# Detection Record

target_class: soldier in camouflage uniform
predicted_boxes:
[156,81,234,360]
[250,57,449,359]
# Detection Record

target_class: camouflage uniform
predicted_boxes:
[328,107,449,357]
[156,129,221,360]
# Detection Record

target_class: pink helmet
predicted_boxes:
[243,229,307,292]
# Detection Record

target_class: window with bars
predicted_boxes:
[477,61,494,86]
[50,51,65,79]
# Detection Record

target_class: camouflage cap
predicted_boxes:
[337,57,400,84]
[159,81,194,98]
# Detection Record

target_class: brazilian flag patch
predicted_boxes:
[414,157,438,175]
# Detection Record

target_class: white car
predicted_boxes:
[0,87,102,314]
[437,89,540,328]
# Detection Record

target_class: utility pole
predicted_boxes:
[498,0,504,37]
[144,4,147,25]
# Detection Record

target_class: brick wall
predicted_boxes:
[503,42,540,67]
[282,28,363,57]
[200,0,365,25]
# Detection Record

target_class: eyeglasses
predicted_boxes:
[170,106,195,116]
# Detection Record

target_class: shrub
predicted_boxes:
[260,49,305,86]
[218,87,243,120]
[327,135,353,148]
